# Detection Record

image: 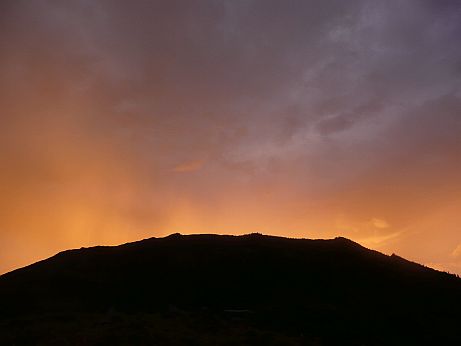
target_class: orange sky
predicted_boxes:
[1,0,461,275]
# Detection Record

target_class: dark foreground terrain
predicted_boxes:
[1,233,460,345]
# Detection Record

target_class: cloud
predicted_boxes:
[370,218,390,229]
[0,0,461,273]
[172,159,205,173]
[452,244,461,258]
[358,231,401,248]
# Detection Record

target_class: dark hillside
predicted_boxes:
[1,233,460,345]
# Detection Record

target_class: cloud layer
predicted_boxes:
[1,0,461,274]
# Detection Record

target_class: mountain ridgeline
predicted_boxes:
[0,233,460,345]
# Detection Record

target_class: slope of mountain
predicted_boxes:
[1,233,460,345]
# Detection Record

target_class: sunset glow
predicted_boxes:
[1,0,460,275]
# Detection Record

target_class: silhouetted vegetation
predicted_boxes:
[1,233,460,345]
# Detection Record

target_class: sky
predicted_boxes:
[1,0,461,275]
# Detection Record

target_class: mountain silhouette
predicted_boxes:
[1,233,460,345]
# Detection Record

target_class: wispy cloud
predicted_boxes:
[451,244,461,258]
[370,218,390,229]
[172,159,205,173]
[358,231,401,248]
